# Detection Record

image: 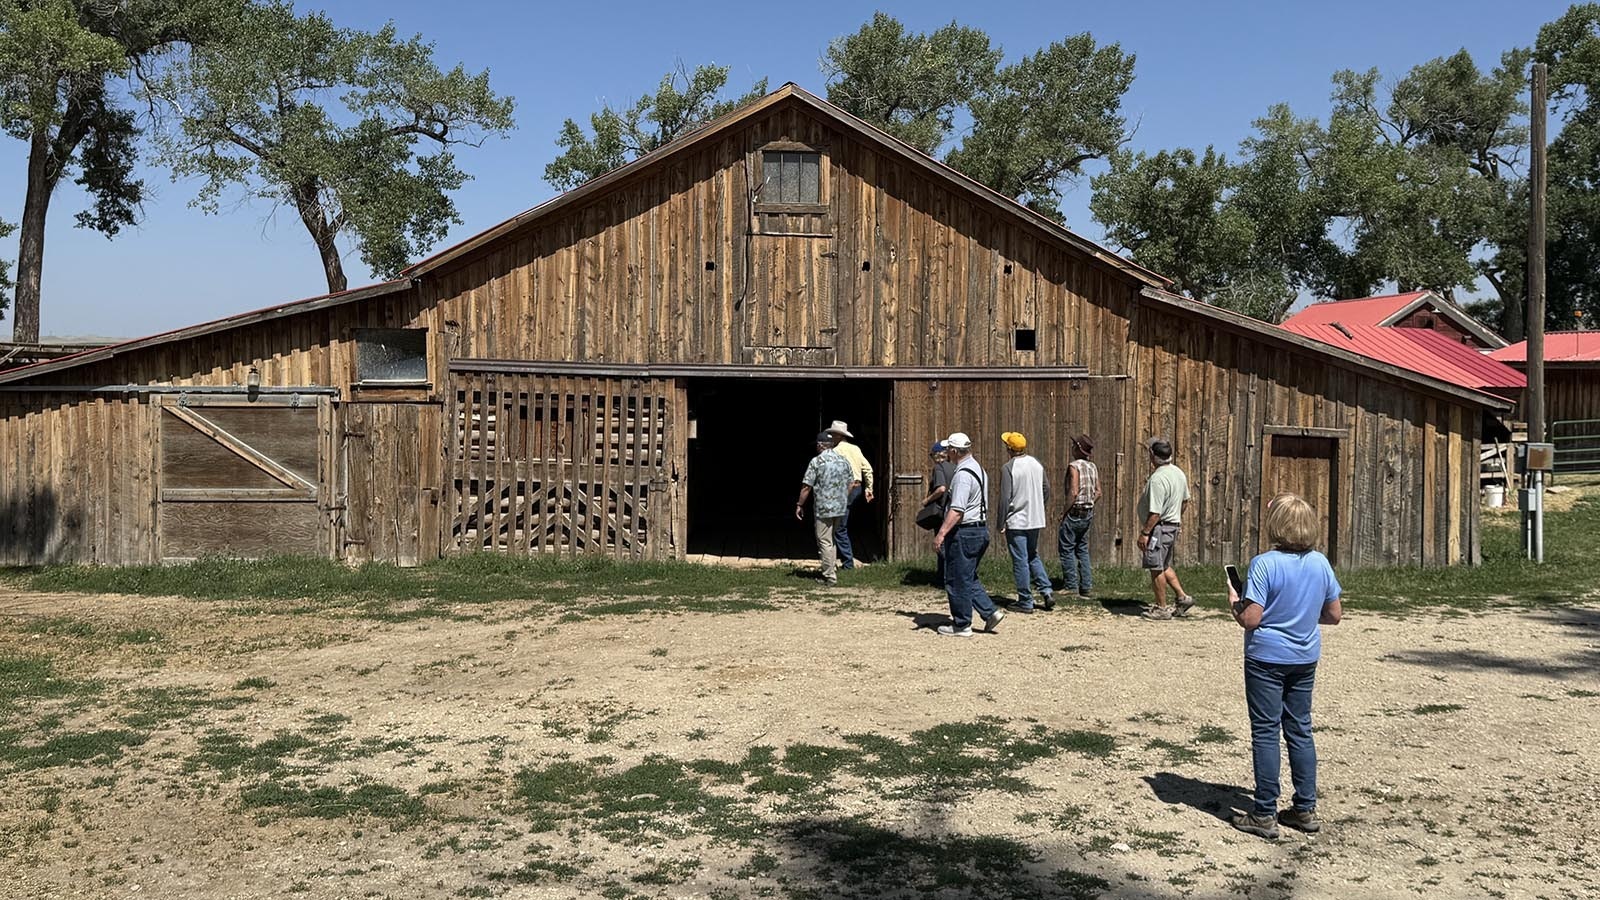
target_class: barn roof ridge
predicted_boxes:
[400,83,1172,287]
[1284,289,1508,349]
[1140,287,1512,411]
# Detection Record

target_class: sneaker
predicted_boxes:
[983,609,1006,632]
[1230,811,1280,840]
[824,578,838,587]
[1077,591,1092,601]
[1039,593,1055,611]
[1006,601,1035,614]
[936,625,974,637]
[1278,808,1320,834]
[1141,604,1174,620]
[1174,595,1197,617]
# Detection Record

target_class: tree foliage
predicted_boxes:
[1092,49,1529,324]
[0,0,222,338]
[150,0,515,292]
[1537,3,1600,333]
[544,64,766,191]
[821,13,999,154]
[826,14,1135,220]
[947,34,1135,218]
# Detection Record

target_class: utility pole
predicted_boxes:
[1524,62,1549,563]
[1528,62,1547,446]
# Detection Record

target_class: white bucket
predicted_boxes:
[1483,484,1505,508]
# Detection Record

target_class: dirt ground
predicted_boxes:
[1,585,1597,900]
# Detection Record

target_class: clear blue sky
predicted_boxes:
[0,0,1575,340]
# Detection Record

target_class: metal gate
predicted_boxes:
[444,370,685,558]
[1551,419,1600,476]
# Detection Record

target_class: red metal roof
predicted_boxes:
[1488,332,1600,363]
[1281,320,1526,390]
[1281,292,1431,329]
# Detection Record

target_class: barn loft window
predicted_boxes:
[761,149,822,205]
[355,328,427,384]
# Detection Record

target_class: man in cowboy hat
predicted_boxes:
[1059,433,1101,600]
[825,420,874,569]
[932,431,1003,637]
[796,431,854,586]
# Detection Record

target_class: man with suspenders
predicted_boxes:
[932,432,1004,637]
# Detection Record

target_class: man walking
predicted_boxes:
[998,431,1053,613]
[1059,433,1100,600]
[826,420,874,570]
[932,432,1004,636]
[1136,437,1195,620]
[796,431,853,586]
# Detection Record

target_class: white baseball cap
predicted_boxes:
[945,432,973,449]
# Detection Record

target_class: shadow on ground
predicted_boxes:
[1383,606,1600,678]
[1143,771,1253,821]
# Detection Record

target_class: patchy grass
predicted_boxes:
[9,483,1597,620]
[0,654,100,718]
[240,778,428,822]
[1412,703,1468,716]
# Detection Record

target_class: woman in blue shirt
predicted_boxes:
[1227,493,1343,840]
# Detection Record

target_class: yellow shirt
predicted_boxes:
[833,440,874,490]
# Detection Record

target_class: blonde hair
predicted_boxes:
[1265,493,1319,552]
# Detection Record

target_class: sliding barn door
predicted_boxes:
[155,395,333,561]
[445,370,686,559]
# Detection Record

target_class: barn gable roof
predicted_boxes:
[401,84,1172,287]
[1283,290,1508,349]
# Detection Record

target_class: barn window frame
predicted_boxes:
[755,141,829,213]
[354,327,429,387]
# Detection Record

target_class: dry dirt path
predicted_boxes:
[1,587,1596,899]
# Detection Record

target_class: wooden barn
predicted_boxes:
[0,85,1510,570]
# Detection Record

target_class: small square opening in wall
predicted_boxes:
[1014,329,1037,352]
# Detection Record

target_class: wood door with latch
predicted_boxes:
[155,395,332,561]
[342,402,443,566]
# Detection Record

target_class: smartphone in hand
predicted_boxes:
[1225,564,1245,598]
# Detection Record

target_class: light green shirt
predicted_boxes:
[833,440,874,491]
[1138,463,1190,525]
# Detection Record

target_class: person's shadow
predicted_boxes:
[897,610,952,632]
[1143,771,1253,820]
[1099,598,1146,616]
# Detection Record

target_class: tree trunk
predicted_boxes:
[313,229,347,294]
[292,186,347,294]
[12,130,55,344]
[1500,289,1525,343]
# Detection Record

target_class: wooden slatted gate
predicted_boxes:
[155,394,334,562]
[445,371,685,558]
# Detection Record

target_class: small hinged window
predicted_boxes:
[355,328,427,384]
[760,149,822,205]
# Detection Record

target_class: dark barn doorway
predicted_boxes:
[685,378,891,561]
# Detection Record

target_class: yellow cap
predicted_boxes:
[1001,432,1027,451]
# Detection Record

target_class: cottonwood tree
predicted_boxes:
[821,13,998,154]
[0,0,223,342]
[947,34,1135,218]
[1537,3,1600,333]
[150,0,514,293]
[544,64,766,191]
[1092,51,1529,324]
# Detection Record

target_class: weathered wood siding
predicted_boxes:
[888,378,1129,563]
[412,104,1131,376]
[1127,304,1482,568]
[0,394,156,566]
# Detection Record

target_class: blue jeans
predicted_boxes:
[1057,511,1094,595]
[834,485,864,568]
[1005,528,1052,609]
[1244,658,1318,815]
[942,526,996,630]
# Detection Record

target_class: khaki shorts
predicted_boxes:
[1141,523,1180,572]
